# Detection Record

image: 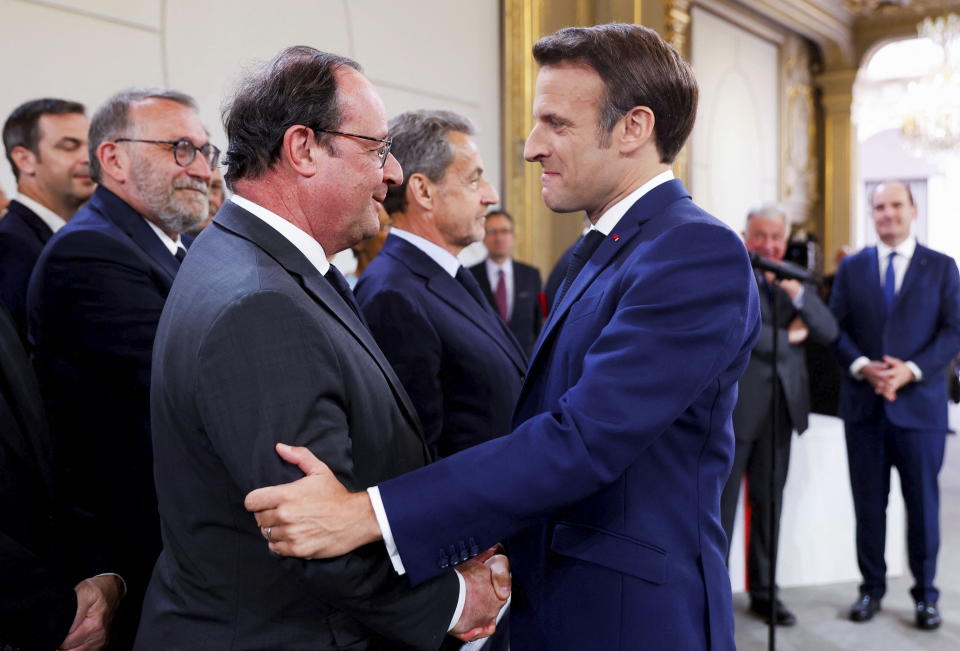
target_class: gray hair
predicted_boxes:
[383,109,476,215]
[88,87,197,182]
[746,204,787,225]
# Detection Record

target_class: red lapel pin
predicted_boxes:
[612,234,620,242]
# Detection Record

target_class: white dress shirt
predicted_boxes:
[849,236,922,381]
[230,195,330,274]
[485,257,514,319]
[13,192,67,233]
[143,219,187,258]
[389,227,460,277]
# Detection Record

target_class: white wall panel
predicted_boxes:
[0,0,502,201]
[0,0,164,193]
[690,7,779,234]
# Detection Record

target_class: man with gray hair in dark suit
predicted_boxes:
[138,46,509,650]
[720,203,837,627]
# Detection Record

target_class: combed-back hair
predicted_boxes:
[383,109,476,215]
[532,23,698,163]
[88,87,197,182]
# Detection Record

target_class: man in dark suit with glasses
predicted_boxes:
[27,87,216,646]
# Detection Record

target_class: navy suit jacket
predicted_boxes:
[377,180,760,650]
[138,202,457,650]
[830,243,960,431]
[0,199,54,343]
[356,235,527,458]
[27,185,189,638]
[469,258,543,355]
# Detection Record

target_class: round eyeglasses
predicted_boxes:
[314,128,392,168]
[114,138,221,170]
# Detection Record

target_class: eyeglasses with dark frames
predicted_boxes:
[314,128,392,168]
[114,138,221,170]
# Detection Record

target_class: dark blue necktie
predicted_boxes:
[557,230,605,303]
[325,266,363,321]
[883,251,897,312]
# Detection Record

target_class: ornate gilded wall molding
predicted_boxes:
[665,0,692,56]
[781,33,819,229]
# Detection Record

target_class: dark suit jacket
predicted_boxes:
[733,273,837,440]
[830,243,960,431]
[543,239,577,313]
[26,185,188,639]
[137,202,458,650]
[357,235,527,458]
[0,304,77,651]
[469,258,543,355]
[376,180,760,650]
[0,199,54,343]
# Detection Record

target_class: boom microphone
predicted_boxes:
[748,252,816,283]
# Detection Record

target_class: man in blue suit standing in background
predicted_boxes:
[830,180,960,630]
[355,110,527,460]
[247,23,760,649]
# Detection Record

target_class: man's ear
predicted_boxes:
[406,173,434,211]
[9,146,38,177]
[97,141,127,184]
[282,125,320,177]
[619,105,656,155]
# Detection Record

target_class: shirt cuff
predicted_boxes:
[366,486,405,575]
[791,285,805,309]
[448,568,467,631]
[94,573,127,598]
[850,356,870,379]
[905,361,923,382]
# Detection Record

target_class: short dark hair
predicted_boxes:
[222,46,361,189]
[3,98,86,180]
[532,23,698,163]
[383,109,476,215]
[88,87,197,182]
[485,209,515,225]
[869,180,915,208]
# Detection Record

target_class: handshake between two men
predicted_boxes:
[247,443,512,644]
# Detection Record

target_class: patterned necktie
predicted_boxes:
[325,266,362,320]
[557,230,605,303]
[883,250,897,312]
[494,269,509,320]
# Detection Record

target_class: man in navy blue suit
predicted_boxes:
[0,98,95,343]
[830,180,960,630]
[27,87,216,646]
[470,210,544,355]
[247,24,760,649]
[355,110,527,460]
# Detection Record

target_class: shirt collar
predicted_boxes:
[485,257,513,275]
[13,192,67,233]
[876,236,916,261]
[390,227,461,277]
[591,169,674,236]
[143,219,184,255]
[231,195,329,275]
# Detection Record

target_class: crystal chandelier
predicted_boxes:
[902,14,960,152]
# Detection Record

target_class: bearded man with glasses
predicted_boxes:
[27,87,216,648]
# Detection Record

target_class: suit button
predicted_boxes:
[468,537,480,557]
[520,374,526,382]
[438,549,449,569]
[458,541,469,562]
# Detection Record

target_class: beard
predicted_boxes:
[130,155,209,233]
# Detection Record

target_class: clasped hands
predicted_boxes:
[245,443,510,642]
[861,355,915,401]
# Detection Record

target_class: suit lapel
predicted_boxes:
[531,180,691,366]
[90,187,180,281]
[7,200,54,245]
[894,244,928,313]
[214,204,425,436]
[386,237,527,372]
